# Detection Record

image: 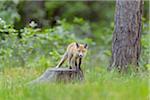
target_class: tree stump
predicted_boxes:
[28,67,84,84]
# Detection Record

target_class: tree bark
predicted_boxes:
[109,0,143,71]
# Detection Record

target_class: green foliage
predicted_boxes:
[0,16,149,71]
[0,19,94,69]
[141,20,150,70]
[0,1,20,25]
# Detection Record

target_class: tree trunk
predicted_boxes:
[109,0,143,71]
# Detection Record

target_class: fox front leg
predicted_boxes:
[78,58,84,80]
[78,58,82,70]
[70,57,76,69]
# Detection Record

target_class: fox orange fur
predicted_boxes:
[56,42,88,70]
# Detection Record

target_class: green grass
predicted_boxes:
[0,67,148,100]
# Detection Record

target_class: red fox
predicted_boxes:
[56,42,88,70]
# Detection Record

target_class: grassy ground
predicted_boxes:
[0,66,148,100]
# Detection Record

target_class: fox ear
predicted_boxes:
[84,44,88,49]
[76,42,79,48]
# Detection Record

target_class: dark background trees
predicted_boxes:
[9,1,115,28]
[0,1,149,28]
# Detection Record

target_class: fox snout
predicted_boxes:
[79,53,83,58]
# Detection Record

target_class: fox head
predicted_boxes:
[76,43,88,58]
